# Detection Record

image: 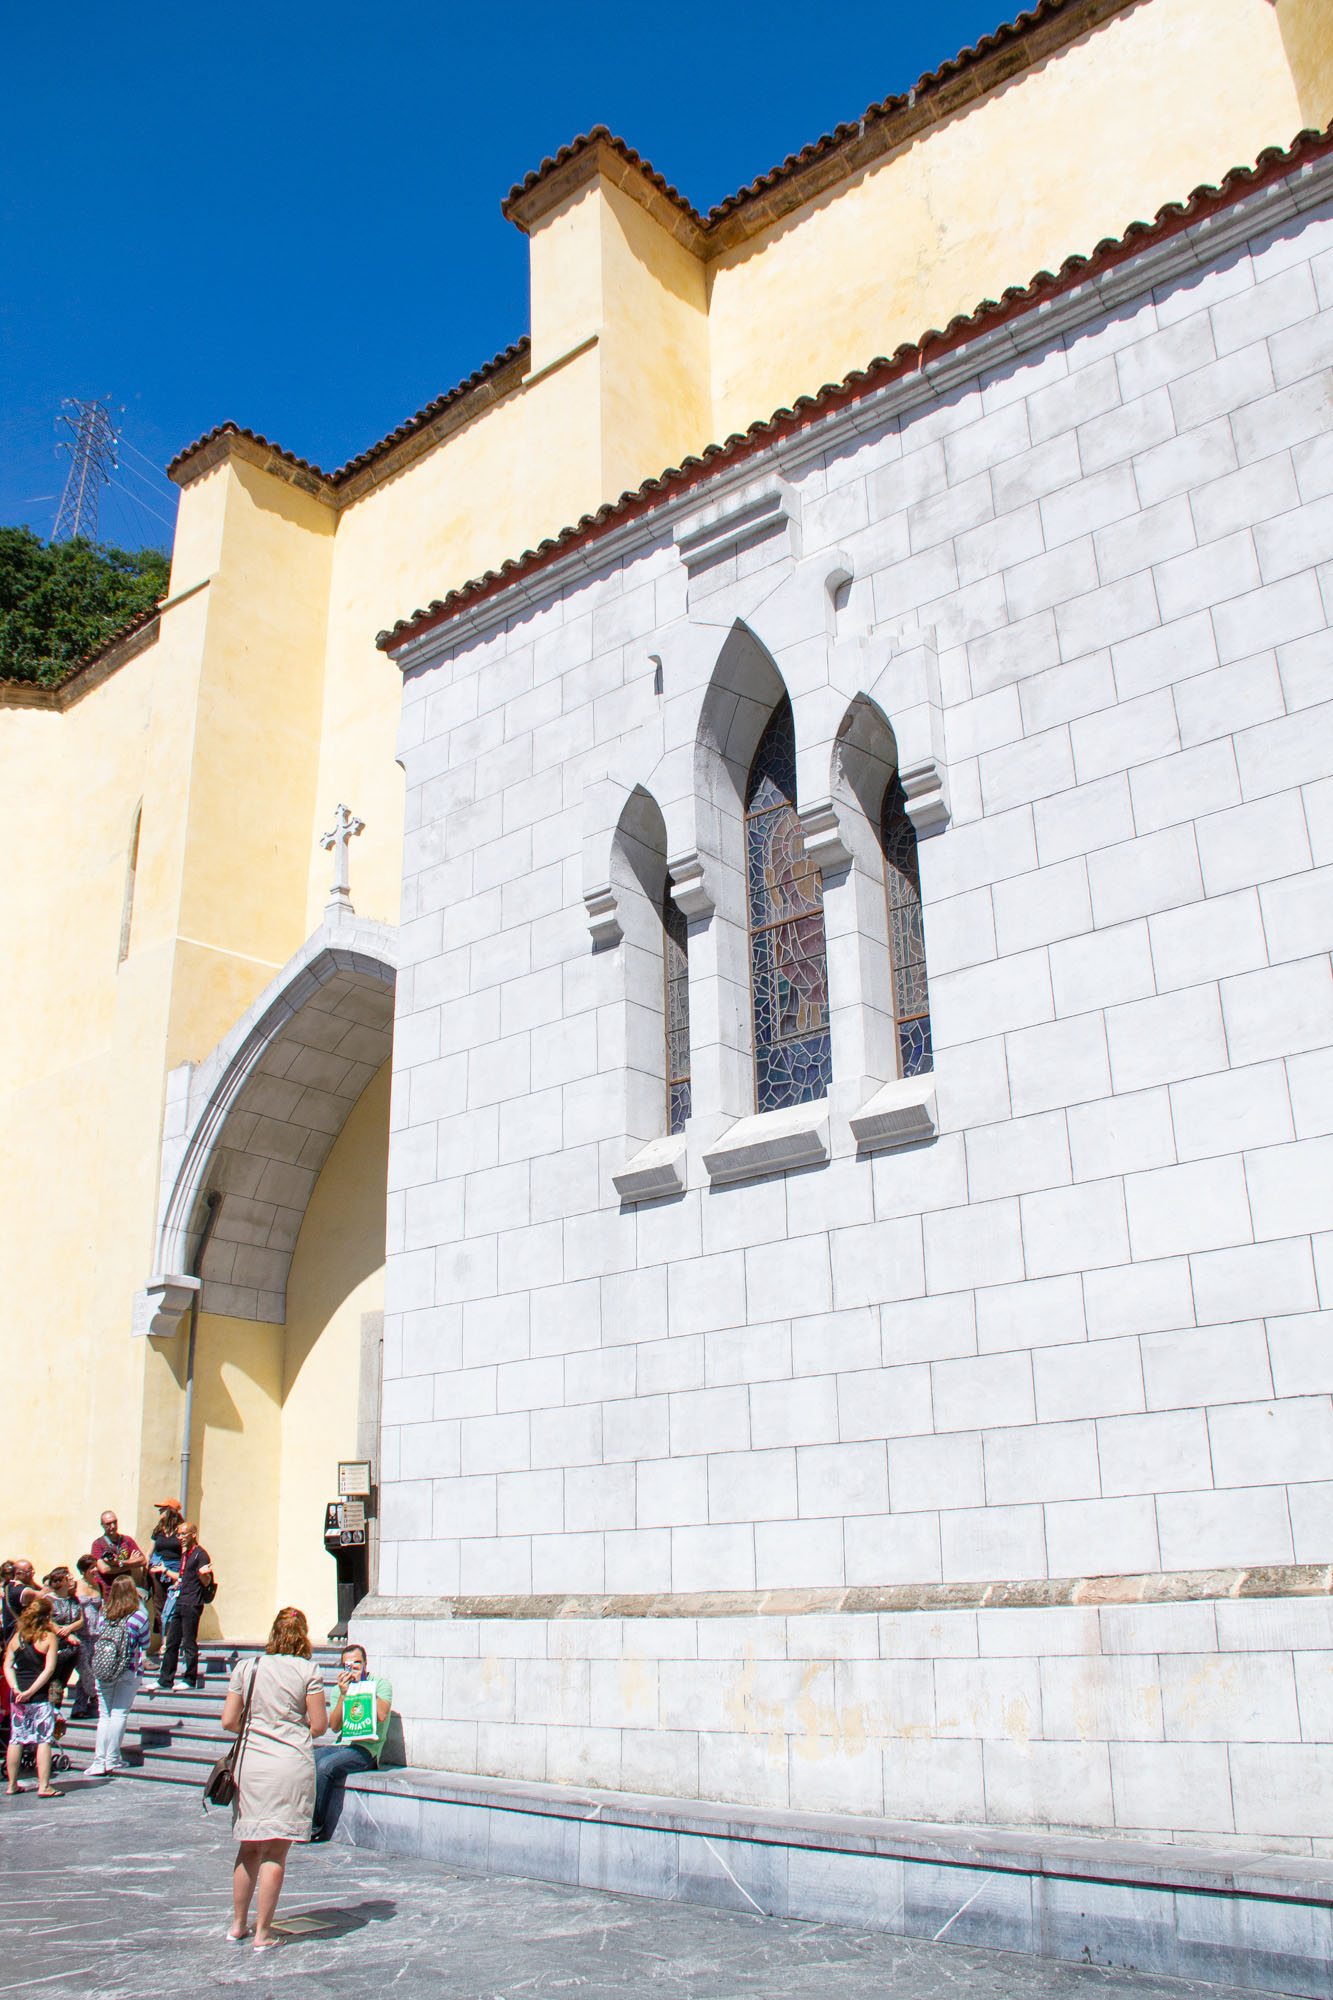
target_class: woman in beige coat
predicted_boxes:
[219,1607,327,1950]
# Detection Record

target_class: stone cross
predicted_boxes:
[320,803,365,913]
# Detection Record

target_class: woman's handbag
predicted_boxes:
[202,1660,257,1810]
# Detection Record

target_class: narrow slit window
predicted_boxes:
[118,803,142,965]
[745,698,832,1112]
[663,880,691,1134]
[881,774,932,1076]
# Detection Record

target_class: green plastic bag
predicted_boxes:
[341,1680,376,1742]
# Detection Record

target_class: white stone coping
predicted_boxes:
[702,1102,830,1187]
[612,1134,687,1204]
[849,1074,938,1153]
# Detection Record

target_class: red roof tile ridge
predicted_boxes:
[708,0,1089,222]
[377,122,1333,655]
[167,420,331,484]
[501,1,1111,238]
[503,126,704,229]
[167,340,531,490]
[0,597,161,697]
[330,340,530,480]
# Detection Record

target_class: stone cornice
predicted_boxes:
[353,1563,1333,1622]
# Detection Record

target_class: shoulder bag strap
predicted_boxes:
[232,1659,259,1782]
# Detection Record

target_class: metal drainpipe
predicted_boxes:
[179,1191,222,1517]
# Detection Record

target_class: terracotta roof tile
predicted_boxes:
[168,4,1126,503]
[378,124,1333,655]
[166,421,331,485]
[0,599,161,707]
[503,0,1133,244]
[503,128,704,231]
[167,341,531,492]
[329,341,530,482]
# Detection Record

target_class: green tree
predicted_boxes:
[0,527,171,687]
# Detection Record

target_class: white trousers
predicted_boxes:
[93,1673,138,1768]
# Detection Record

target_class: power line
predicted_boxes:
[52,399,119,543]
[108,473,176,533]
[117,434,177,493]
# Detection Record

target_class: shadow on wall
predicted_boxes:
[283,1061,391,1390]
[1275,0,1333,129]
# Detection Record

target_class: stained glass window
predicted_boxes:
[881,774,932,1077]
[745,699,832,1111]
[663,880,691,1134]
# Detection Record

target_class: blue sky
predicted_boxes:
[3,2,1017,551]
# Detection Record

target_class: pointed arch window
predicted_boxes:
[882,774,932,1076]
[663,882,691,1134]
[745,698,832,1112]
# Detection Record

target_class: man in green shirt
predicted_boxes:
[311,1642,393,1842]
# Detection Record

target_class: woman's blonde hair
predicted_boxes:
[15,1599,53,1644]
[104,1577,140,1622]
[266,1606,311,1659]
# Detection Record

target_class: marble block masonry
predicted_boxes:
[352,139,1333,1882]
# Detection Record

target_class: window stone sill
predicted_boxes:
[612,1135,687,1204]
[703,1103,830,1187]
[849,1074,937,1153]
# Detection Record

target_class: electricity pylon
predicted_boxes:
[52,399,119,543]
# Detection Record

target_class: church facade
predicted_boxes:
[361,134,1333,1844]
[2,0,1332,1858]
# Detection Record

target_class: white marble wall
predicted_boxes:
[367,174,1333,1832]
[354,1592,1333,1845]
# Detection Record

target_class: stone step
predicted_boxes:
[55,1647,355,1787]
[338,1769,1333,2000]
[53,1642,349,1788]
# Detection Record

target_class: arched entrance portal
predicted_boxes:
[149,916,396,1638]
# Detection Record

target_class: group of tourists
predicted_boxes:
[1,1499,215,1794]
[3,1507,393,1947]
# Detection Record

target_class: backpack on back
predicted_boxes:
[93,1618,133,1683]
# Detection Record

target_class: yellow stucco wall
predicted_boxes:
[309,342,605,936]
[275,1062,390,1634]
[705,0,1305,439]
[178,1314,284,1641]
[0,618,194,1571]
[167,455,335,1067]
[0,0,1323,1607]
[598,181,713,504]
